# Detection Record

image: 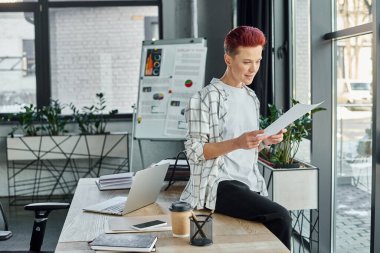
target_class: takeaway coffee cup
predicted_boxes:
[169,201,192,237]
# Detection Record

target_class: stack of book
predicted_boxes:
[89,233,157,252]
[95,172,134,191]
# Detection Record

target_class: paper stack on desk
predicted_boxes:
[96,172,134,191]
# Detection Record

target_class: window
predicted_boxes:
[49,6,159,114]
[0,0,161,116]
[144,16,159,41]
[22,39,35,76]
[335,33,372,253]
[336,0,372,30]
[0,12,36,113]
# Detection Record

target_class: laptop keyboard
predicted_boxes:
[102,202,124,214]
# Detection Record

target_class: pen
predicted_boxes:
[190,210,214,241]
[190,211,207,238]
[204,210,214,223]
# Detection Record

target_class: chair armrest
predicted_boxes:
[24,202,70,251]
[24,203,70,212]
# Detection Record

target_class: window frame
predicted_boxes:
[311,0,380,252]
[0,0,162,120]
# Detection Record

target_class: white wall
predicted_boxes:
[197,0,233,83]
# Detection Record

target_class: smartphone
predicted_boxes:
[131,220,167,230]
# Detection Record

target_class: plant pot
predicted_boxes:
[273,162,301,169]
[6,132,129,205]
[258,159,318,211]
[7,133,128,160]
[257,157,301,169]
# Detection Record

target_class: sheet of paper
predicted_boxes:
[164,47,207,136]
[264,101,324,136]
[137,77,171,120]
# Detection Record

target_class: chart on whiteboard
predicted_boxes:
[135,39,207,140]
[164,47,206,136]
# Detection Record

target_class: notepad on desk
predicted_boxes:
[89,233,157,252]
[105,215,172,233]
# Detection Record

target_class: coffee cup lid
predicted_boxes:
[169,201,192,212]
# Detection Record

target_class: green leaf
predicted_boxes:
[259,101,325,166]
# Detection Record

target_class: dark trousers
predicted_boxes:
[215,180,292,250]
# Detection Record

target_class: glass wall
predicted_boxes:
[334,33,372,253]
[335,0,372,30]
[0,1,161,116]
[49,6,159,114]
[334,2,373,253]
[0,12,36,113]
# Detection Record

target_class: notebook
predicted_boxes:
[89,233,157,252]
[83,163,169,215]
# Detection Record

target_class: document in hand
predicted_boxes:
[264,101,324,136]
[96,172,134,191]
[89,233,157,252]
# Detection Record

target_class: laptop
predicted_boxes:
[83,163,169,215]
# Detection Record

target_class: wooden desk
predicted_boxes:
[56,178,289,253]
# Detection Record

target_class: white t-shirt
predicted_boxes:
[219,81,265,192]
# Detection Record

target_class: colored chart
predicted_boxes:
[145,49,162,76]
[135,38,207,140]
[185,79,193,88]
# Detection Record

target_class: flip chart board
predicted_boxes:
[134,38,207,140]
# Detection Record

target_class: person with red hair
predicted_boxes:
[180,26,291,249]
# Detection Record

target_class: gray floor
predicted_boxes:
[336,184,371,253]
[0,197,69,252]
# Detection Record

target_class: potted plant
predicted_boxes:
[257,99,325,211]
[5,104,42,137]
[40,99,67,136]
[70,93,118,135]
[6,100,70,162]
[259,99,325,168]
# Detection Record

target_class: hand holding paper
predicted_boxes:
[236,130,266,149]
[263,128,287,146]
[263,102,324,136]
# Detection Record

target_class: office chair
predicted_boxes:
[0,200,12,240]
[0,200,69,252]
[165,151,190,191]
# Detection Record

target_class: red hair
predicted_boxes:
[224,26,266,55]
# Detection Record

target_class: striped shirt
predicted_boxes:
[180,78,268,210]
